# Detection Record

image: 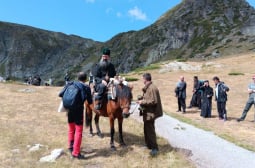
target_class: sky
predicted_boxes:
[0,0,254,42]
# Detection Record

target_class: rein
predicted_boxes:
[128,102,139,115]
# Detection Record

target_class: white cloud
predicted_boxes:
[128,6,147,21]
[85,0,95,3]
[116,12,122,18]
[106,8,113,14]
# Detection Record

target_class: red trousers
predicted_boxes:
[68,123,83,156]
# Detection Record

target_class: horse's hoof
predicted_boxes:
[111,146,116,151]
[120,143,127,147]
[97,132,104,138]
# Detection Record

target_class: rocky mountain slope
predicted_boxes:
[0,0,255,84]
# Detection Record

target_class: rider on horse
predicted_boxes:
[92,48,116,110]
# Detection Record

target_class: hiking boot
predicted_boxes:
[150,149,158,157]
[237,118,244,122]
[71,153,85,160]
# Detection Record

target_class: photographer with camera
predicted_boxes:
[137,73,163,157]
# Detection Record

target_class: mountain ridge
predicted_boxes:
[0,0,255,85]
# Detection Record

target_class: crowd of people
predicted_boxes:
[175,75,255,122]
[59,48,163,159]
[59,47,255,160]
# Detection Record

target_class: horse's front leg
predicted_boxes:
[85,107,93,136]
[95,113,103,138]
[118,117,126,146]
[109,117,116,150]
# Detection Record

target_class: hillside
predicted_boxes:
[0,0,255,84]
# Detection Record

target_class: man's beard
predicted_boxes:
[99,58,110,70]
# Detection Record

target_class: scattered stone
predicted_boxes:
[86,163,103,168]
[29,144,43,152]
[39,148,64,162]
[159,61,201,73]
[18,88,35,93]
[212,50,220,57]
[11,149,20,153]
[173,124,186,130]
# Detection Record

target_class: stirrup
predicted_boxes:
[95,103,102,110]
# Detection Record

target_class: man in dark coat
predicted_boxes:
[175,76,187,113]
[92,48,116,110]
[188,76,203,109]
[137,73,163,157]
[213,76,229,121]
[200,80,214,118]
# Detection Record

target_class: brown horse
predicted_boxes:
[85,83,133,149]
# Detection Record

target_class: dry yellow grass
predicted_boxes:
[130,52,255,151]
[0,83,193,168]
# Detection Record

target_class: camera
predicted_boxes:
[138,106,145,116]
[137,95,143,100]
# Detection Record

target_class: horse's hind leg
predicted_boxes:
[95,114,103,138]
[118,117,126,146]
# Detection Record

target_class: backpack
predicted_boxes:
[62,82,82,110]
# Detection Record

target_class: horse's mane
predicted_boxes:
[116,84,133,100]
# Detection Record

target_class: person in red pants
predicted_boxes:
[59,72,92,159]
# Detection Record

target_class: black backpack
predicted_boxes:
[62,82,82,110]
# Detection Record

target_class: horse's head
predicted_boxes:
[116,84,133,118]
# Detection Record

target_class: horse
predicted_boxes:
[85,82,133,150]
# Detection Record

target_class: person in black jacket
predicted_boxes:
[200,80,214,118]
[188,76,203,109]
[213,76,229,121]
[92,48,116,110]
[175,76,187,113]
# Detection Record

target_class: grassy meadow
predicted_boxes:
[0,83,193,168]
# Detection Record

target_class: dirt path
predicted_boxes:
[130,102,255,168]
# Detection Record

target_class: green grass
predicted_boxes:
[218,133,255,152]
[125,77,139,82]
[228,72,244,76]
[175,58,187,62]
[133,64,160,73]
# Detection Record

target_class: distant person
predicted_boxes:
[49,78,53,86]
[237,75,255,122]
[175,76,187,113]
[137,73,163,157]
[59,72,92,159]
[92,48,116,110]
[213,76,229,121]
[64,72,70,85]
[200,80,214,118]
[188,76,203,109]
[32,75,41,86]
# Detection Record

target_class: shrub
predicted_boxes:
[228,72,244,76]
[125,77,139,82]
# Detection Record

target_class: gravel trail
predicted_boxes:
[130,103,255,168]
